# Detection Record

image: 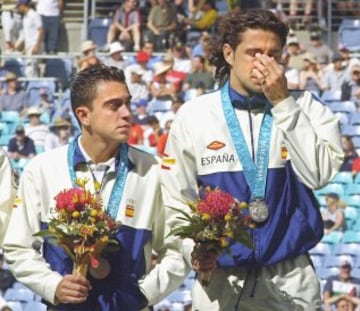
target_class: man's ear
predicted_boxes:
[223,43,234,67]
[75,106,90,127]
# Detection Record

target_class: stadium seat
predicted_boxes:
[342,124,360,137]
[314,183,345,198]
[321,90,341,102]
[347,195,360,209]
[309,242,332,256]
[4,288,34,303]
[334,243,360,257]
[338,19,360,52]
[23,301,47,311]
[26,80,56,105]
[310,254,324,269]
[329,100,357,114]
[87,17,112,50]
[342,230,360,243]
[330,172,353,185]
[345,184,360,196]
[3,58,25,77]
[5,301,23,311]
[351,218,360,231]
[351,112,360,125]
[321,231,343,245]
[354,137,360,149]
[324,254,354,268]
[43,58,73,90]
[351,268,360,278]
[0,111,20,134]
[345,206,358,230]
[316,266,339,280]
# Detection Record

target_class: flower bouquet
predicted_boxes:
[169,187,253,286]
[34,178,120,278]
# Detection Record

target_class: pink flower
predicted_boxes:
[197,189,236,218]
[55,188,93,212]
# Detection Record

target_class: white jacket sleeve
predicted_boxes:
[271,91,344,189]
[139,167,191,306]
[3,166,63,304]
[0,149,16,247]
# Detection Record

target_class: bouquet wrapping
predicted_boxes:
[169,187,253,286]
[34,178,120,278]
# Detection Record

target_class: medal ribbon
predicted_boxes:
[67,138,129,219]
[221,80,272,200]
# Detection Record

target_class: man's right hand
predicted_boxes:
[55,275,92,304]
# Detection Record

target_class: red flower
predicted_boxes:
[55,188,93,212]
[197,189,236,218]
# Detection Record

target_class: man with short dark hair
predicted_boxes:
[7,124,36,161]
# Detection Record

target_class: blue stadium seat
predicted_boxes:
[23,301,47,311]
[351,268,360,278]
[316,266,339,280]
[0,134,13,147]
[347,195,360,209]
[354,137,360,149]
[5,301,23,311]
[351,218,360,231]
[345,184,360,196]
[334,243,360,256]
[351,112,360,125]
[338,19,360,52]
[3,58,25,77]
[0,111,20,134]
[310,254,324,269]
[321,231,343,245]
[324,254,354,268]
[345,206,358,230]
[342,124,360,137]
[315,183,345,198]
[342,231,360,243]
[43,58,73,90]
[26,80,56,106]
[330,172,354,185]
[321,90,341,102]
[87,18,112,50]
[309,242,332,256]
[329,100,357,114]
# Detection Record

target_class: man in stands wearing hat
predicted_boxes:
[126,49,154,86]
[322,53,347,96]
[0,72,28,115]
[284,36,305,71]
[7,124,36,161]
[78,40,102,71]
[126,64,149,102]
[106,0,142,52]
[321,192,345,235]
[341,63,360,108]
[44,117,72,151]
[323,258,360,311]
[149,62,176,100]
[15,0,44,77]
[24,106,49,147]
[103,41,128,70]
[299,52,323,97]
[1,0,22,53]
[307,31,333,67]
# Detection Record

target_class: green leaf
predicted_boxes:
[168,207,193,221]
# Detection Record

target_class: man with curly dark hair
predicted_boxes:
[161,8,343,310]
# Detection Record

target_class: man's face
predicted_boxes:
[78,81,132,144]
[339,264,351,281]
[143,43,154,56]
[224,28,283,96]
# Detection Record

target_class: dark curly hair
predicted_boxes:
[209,8,289,86]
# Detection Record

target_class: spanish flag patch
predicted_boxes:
[125,204,135,218]
[161,157,176,170]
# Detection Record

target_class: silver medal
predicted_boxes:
[249,199,269,223]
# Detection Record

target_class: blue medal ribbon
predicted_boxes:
[221,80,272,200]
[67,138,129,219]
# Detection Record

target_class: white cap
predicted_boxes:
[109,41,125,55]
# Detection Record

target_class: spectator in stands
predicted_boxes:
[162,53,187,93]
[160,95,183,129]
[299,53,323,97]
[24,106,50,147]
[132,98,149,125]
[145,0,178,51]
[323,259,360,311]
[190,31,211,57]
[16,0,44,77]
[106,0,142,52]
[0,72,28,115]
[0,253,15,297]
[103,41,128,70]
[179,0,218,33]
[3,65,188,310]
[1,0,22,53]
[182,54,214,92]
[321,192,345,234]
[149,62,177,100]
[128,120,144,145]
[44,117,71,151]
[0,147,17,246]
[144,115,162,147]
[322,53,347,96]
[38,87,54,116]
[284,36,305,71]
[340,135,359,172]
[126,64,149,102]
[126,49,154,86]
[7,124,36,161]
[338,43,352,69]
[78,40,102,71]
[128,41,162,71]
[288,0,313,26]
[341,63,360,108]
[157,119,172,156]
[171,42,192,74]
[307,32,333,67]
[36,0,64,54]
[282,53,300,90]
